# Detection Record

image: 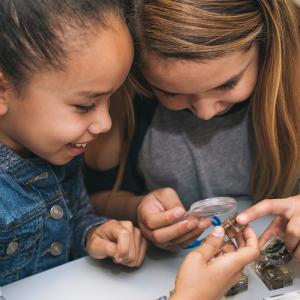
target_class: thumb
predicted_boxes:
[195,226,225,262]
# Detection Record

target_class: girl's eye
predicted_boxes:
[217,80,238,91]
[162,91,180,98]
[74,104,96,113]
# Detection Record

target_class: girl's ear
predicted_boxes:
[0,72,9,116]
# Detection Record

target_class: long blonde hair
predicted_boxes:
[127,0,300,200]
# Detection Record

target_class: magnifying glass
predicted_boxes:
[183,197,237,249]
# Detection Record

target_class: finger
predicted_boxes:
[87,236,117,259]
[113,227,132,263]
[258,217,285,248]
[237,199,291,225]
[88,221,129,259]
[122,228,144,267]
[129,228,143,266]
[151,219,199,244]
[169,219,211,247]
[243,227,259,249]
[142,206,187,230]
[136,236,148,267]
[235,232,246,248]
[285,217,300,253]
[231,227,259,266]
[195,226,225,261]
[222,240,237,253]
[139,188,187,229]
[118,221,137,264]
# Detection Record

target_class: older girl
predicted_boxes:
[84,0,300,252]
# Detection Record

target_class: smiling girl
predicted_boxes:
[0,0,149,286]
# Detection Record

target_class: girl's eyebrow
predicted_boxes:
[76,90,113,99]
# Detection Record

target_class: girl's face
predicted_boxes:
[141,45,259,120]
[0,18,133,165]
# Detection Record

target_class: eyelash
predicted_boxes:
[159,79,239,97]
[162,91,180,98]
[217,80,238,91]
[75,104,96,113]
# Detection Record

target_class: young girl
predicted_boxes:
[84,0,300,252]
[0,0,148,286]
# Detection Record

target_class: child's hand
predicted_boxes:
[86,219,147,267]
[237,195,300,259]
[170,226,259,300]
[137,188,211,251]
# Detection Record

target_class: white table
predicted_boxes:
[2,199,300,300]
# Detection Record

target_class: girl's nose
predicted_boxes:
[88,109,112,135]
[192,102,218,120]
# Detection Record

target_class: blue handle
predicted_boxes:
[211,216,221,226]
[184,216,221,249]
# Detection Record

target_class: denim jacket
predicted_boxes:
[0,144,106,286]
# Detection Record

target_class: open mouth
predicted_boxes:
[66,142,89,156]
[68,143,87,149]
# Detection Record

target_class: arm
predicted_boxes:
[89,190,143,224]
[73,175,147,267]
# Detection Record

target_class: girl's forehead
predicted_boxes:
[142,45,258,92]
[143,45,257,72]
[23,20,133,97]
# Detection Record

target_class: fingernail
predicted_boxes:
[237,214,247,223]
[115,257,124,263]
[174,207,185,218]
[211,226,224,237]
[187,220,198,230]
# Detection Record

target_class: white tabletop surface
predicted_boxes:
[2,199,300,300]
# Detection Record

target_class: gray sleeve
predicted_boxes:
[71,177,107,258]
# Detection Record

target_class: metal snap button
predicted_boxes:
[50,205,64,220]
[49,242,63,256]
[6,241,19,256]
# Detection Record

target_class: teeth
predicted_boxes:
[72,143,87,148]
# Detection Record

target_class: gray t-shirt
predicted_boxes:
[138,102,253,209]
